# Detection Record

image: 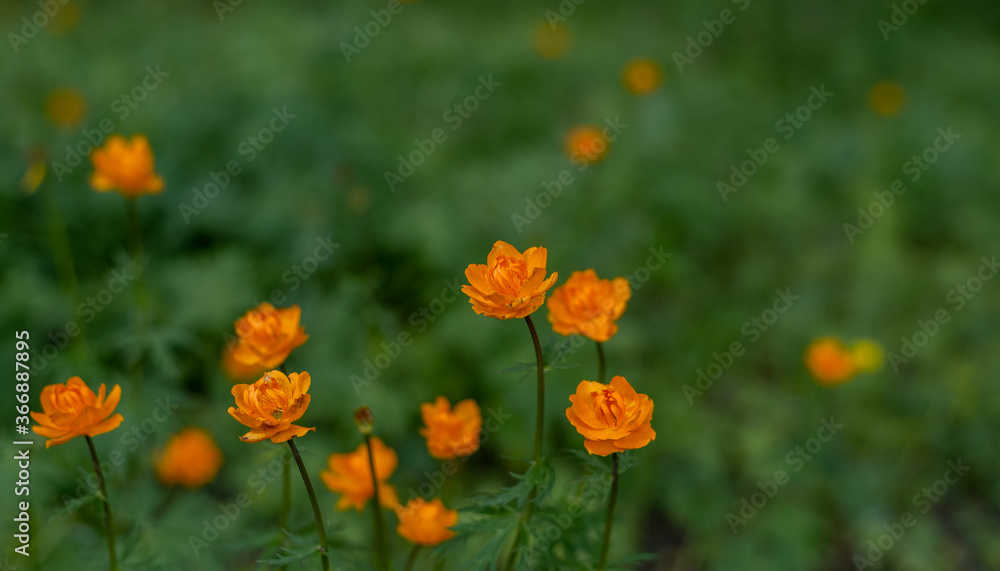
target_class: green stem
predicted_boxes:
[86,436,118,571]
[596,341,606,384]
[279,450,290,571]
[597,453,619,571]
[365,434,391,571]
[287,439,329,571]
[405,544,422,571]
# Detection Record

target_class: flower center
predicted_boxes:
[490,257,528,296]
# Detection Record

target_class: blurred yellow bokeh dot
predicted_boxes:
[868,81,906,117]
[45,88,86,129]
[851,339,884,373]
[565,125,609,165]
[623,58,663,95]
[534,22,570,59]
[47,3,82,36]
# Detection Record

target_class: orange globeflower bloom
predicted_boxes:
[546,269,631,342]
[221,344,266,383]
[420,396,482,459]
[320,437,399,511]
[565,125,609,165]
[805,338,858,385]
[462,241,558,320]
[232,303,308,369]
[566,375,655,456]
[395,498,458,546]
[89,134,164,198]
[31,377,124,448]
[155,428,224,489]
[622,58,663,95]
[228,370,315,443]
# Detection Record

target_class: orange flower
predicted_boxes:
[232,303,308,369]
[462,241,558,319]
[394,498,458,546]
[221,343,266,383]
[566,375,655,456]
[228,370,315,443]
[31,377,124,448]
[805,338,859,385]
[155,428,224,488]
[565,125,609,165]
[622,59,663,95]
[320,437,399,511]
[420,396,482,459]
[546,269,631,342]
[89,134,164,198]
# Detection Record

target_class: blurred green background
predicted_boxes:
[2,0,1000,569]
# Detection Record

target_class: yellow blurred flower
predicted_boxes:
[155,428,224,489]
[850,339,884,373]
[20,153,46,194]
[533,22,570,59]
[623,58,663,95]
[868,81,906,117]
[89,134,164,198]
[394,497,458,546]
[45,88,86,130]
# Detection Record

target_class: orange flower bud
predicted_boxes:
[354,406,375,435]
[420,396,482,460]
[155,428,224,489]
[622,58,663,95]
[31,377,124,448]
[394,497,458,546]
[228,370,315,443]
[462,241,558,320]
[805,337,859,385]
[566,376,655,456]
[565,125,609,165]
[231,303,308,369]
[320,437,399,511]
[89,134,164,198]
[546,269,631,342]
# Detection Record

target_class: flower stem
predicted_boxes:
[365,434,392,570]
[278,363,290,571]
[597,452,619,571]
[287,439,329,571]
[86,436,117,571]
[405,545,422,571]
[596,341,606,384]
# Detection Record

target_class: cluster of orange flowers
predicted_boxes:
[804,337,884,386]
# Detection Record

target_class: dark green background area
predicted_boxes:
[2,0,999,568]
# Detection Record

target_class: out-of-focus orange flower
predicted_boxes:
[533,22,570,59]
[546,269,631,342]
[320,437,399,511]
[868,81,906,117]
[394,498,458,546]
[420,396,482,459]
[805,338,858,385]
[565,125,609,165]
[566,375,655,456]
[623,59,663,95]
[31,377,124,448]
[228,370,315,443]
[232,303,308,369]
[89,134,164,198]
[462,241,558,320]
[155,428,224,488]
[45,88,86,129]
[221,344,266,383]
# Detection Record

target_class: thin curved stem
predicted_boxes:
[86,436,117,571]
[287,439,329,571]
[365,434,391,571]
[597,453,619,571]
[596,341,606,384]
[405,544,422,571]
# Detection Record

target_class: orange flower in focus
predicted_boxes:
[805,338,860,385]
[623,58,663,95]
[320,437,399,511]
[868,81,906,117]
[155,428,224,488]
[395,498,458,545]
[45,88,86,129]
[232,303,308,369]
[420,396,482,459]
[566,375,655,456]
[462,241,558,319]
[565,125,609,165]
[89,134,164,198]
[31,377,124,448]
[221,344,266,383]
[228,370,315,443]
[546,269,631,342]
